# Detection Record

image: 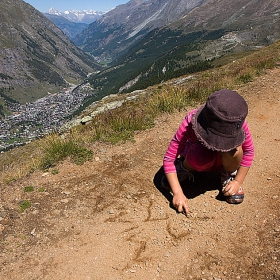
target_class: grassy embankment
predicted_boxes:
[1,40,280,184]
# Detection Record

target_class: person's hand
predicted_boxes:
[222,179,242,196]
[172,192,189,216]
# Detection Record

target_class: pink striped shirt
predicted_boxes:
[163,109,255,174]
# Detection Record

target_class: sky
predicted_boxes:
[24,0,130,13]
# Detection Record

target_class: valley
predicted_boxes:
[0,84,94,151]
[1,0,280,152]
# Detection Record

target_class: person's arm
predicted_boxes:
[223,166,249,196]
[223,121,254,196]
[163,110,197,175]
[163,111,196,215]
[166,172,189,215]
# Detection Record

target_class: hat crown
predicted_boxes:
[192,89,248,152]
[203,89,248,138]
[201,90,248,138]
[207,89,248,121]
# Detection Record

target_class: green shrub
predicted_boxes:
[91,106,154,144]
[51,169,59,175]
[19,200,31,212]
[39,134,93,169]
[24,186,34,192]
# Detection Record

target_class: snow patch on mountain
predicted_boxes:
[47,8,105,24]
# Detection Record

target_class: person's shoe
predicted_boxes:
[161,158,194,192]
[225,187,244,204]
[220,168,244,204]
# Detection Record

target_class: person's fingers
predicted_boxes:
[182,204,189,216]
[177,204,183,213]
[222,184,231,194]
[176,203,189,216]
[223,187,236,196]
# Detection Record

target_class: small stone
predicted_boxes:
[109,209,114,214]
[31,228,36,235]
[62,191,71,195]
[95,157,100,162]
[0,224,5,234]
[267,177,272,180]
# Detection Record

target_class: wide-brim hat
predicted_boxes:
[191,89,248,152]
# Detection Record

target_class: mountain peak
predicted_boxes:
[46,8,105,24]
[48,7,59,14]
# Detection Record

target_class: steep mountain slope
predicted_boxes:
[73,0,212,61]
[83,0,280,96]
[0,0,101,105]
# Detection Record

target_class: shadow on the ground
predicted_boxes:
[153,166,225,212]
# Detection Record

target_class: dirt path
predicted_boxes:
[1,68,280,280]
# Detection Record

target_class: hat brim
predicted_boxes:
[191,105,246,152]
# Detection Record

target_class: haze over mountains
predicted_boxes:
[44,8,106,39]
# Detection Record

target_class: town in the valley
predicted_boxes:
[0,85,94,152]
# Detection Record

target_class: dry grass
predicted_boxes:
[1,40,280,184]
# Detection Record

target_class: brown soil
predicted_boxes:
[1,68,280,280]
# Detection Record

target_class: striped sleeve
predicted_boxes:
[163,110,196,174]
[240,121,255,167]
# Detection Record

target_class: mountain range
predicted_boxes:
[0,0,101,108]
[46,8,105,24]
[44,8,105,40]
[74,0,280,62]
[74,0,280,96]
[73,0,213,61]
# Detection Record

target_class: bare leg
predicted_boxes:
[220,146,243,172]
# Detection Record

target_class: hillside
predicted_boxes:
[0,66,279,278]
[73,0,213,60]
[0,0,101,106]
[79,0,280,97]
